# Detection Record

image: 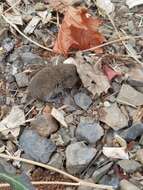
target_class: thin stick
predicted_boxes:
[0,153,113,190]
[0,181,80,187]
[1,14,53,52]
[4,0,21,14]
[80,35,143,53]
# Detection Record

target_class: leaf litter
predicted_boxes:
[53,6,105,55]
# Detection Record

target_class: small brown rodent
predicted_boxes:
[27,64,79,102]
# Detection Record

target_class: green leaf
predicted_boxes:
[0,172,35,190]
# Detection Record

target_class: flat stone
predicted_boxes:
[99,103,128,131]
[120,179,140,190]
[15,72,29,87]
[76,121,104,144]
[99,175,119,189]
[136,149,143,164]
[31,114,58,137]
[74,93,92,110]
[139,135,143,145]
[0,158,16,174]
[117,160,141,173]
[66,142,96,174]
[92,162,113,182]
[120,123,143,142]
[19,129,56,163]
[117,84,143,106]
[127,67,143,87]
[48,152,64,169]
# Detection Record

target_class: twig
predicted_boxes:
[0,153,113,190]
[4,0,21,14]
[80,35,143,53]
[0,181,80,187]
[1,14,53,52]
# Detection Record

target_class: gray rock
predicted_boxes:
[0,158,16,174]
[117,84,143,106]
[21,52,44,65]
[136,149,143,164]
[31,114,58,137]
[139,135,143,145]
[127,67,143,87]
[117,160,141,173]
[120,123,143,142]
[2,38,15,53]
[74,93,92,110]
[15,72,29,87]
[99,103,128,131]
[99,175,119,189]
[76,121,104,144]
[21,154,35,175]
[120,179,140,190]
[48,152,64,169]
[66,142,96,174]
[92,162,113,183]
[19,129,56,163]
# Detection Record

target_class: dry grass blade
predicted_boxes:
[0,181,80,188]
[0,153,113,190]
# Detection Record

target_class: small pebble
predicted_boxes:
[117,160,141,173]
[74,92,92,110]
[120,179,140,190]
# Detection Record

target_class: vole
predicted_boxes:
[27,64,79,102]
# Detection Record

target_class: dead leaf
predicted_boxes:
[53,6,105,55]
[103,147,129,159]
[47,0,82,13]
[76,62,110,96]
[102,64,120,81]
[96,0,115,14]
[126,0,143,8]
[0,106,25,138]
[51,107,67,128]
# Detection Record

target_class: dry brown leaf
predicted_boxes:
[76,62,110,96]
[47,0,82,13]
[53,6,105,55]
